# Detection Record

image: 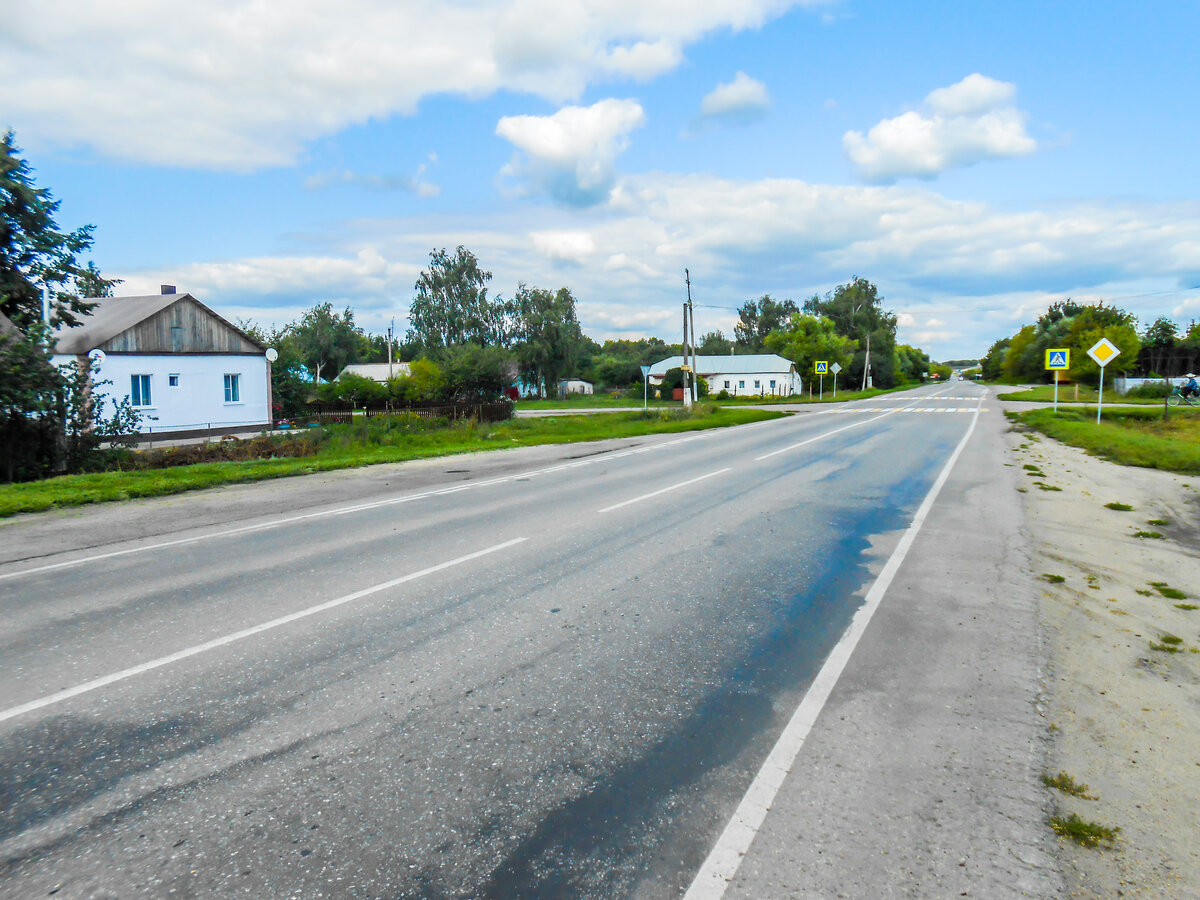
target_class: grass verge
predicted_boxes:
[0,406,784,519]
[1008,406,1200,474]
[1049,813,1120,848]
[998,385,1160,404]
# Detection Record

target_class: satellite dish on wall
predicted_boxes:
[88,349,106,363]
[265,348,279,362]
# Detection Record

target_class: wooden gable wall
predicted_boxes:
[101,298,261,354]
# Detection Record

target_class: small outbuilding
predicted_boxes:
[51,287,272,436]
[335,362,412,382]
[647,354,802,397]
[558,379,594,397]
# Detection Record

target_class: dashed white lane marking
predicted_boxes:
[598,468,732,513]
[0,420,788,583]
[754,410,899,461]
[684,395,985,899]
[0,538,528,725]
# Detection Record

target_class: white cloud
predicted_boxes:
[696,72,771,127]
[496,99,646,206]
[0,0,820,170]
[304,165,439,197]
[531,231,597,264]
[843,73,1037,182]
[110,173,1200,358]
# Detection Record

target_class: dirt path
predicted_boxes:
[1008,422,1200,898]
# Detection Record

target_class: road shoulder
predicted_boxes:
[720,401,1064,898]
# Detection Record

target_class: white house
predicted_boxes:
[647,354,802,397]
[51,288,272,435]
[558,378,594,397]
[335,362,412,382]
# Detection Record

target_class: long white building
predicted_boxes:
[647,354,802,397]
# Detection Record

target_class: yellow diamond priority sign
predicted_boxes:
[1087,337,1120,368]
[1044,348,1070,370]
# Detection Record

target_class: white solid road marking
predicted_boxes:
[0,537,528,725]
[754,410,899,461]
[684,396,984,899]
[598,467,733,513]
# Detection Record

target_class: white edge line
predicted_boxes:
[0,537,528,725]
[684,396,984,900]
[598,467,732,514]
[754,410,899,461]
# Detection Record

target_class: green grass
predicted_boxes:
[1042,771,1095,798]
[516,395,675,409]
[1049,813,1120,848]
[1147,518,1170,526]
[1134,530,1163,539]
[1042,573,1066,584]
[0,406,784,518]
[998,385,1157,404]
[1010,406,1200,475]
[1174,603,1198,611]
[1104,502,1133,511]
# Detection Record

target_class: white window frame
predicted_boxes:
[168,373,179,387]
[130,374,152,408]
[223,373,241,404]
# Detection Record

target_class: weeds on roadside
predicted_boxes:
[1042,574,1066,584]
[1147,518,1170,526]
[1104,502,1133,511]
[1174,603,1198,611]
[1042,771,1095,799]
[1049,814,1120,848]
[1150,634,1184,653]
[1134,530,1164,539]
[1149,582,1188,599]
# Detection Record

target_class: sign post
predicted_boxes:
[814,361,828,400]
[1086,338,1121,424]
[640,365,651,410]
[1044,348,1070,412]
[830,361,842,398]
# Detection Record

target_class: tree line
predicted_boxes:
[979,299,1200,385]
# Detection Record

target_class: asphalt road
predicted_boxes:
[0,383,1059,898]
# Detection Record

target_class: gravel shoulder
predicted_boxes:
[1008,418,1200,897]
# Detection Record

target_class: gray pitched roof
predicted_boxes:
[336,363,412,382]
[648,354,796,377]
[0,310,19,338]
[51,293,263,354]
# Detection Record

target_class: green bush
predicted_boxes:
[1125,380,1172,399]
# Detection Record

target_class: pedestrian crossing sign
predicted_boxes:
[814,361,828,374]
[1045,348,1070,370]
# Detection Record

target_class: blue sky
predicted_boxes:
[5,0,1199,359]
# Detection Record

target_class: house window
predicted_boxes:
[224,373,241,403]
[724,380,730,388]
[168,374,179,387]
[738,380,745,388]
[754,379,760,388]
[770,380,776,388]
[130,374,152,407]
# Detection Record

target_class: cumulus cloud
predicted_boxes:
[692,72,771,130]
[496,99,646,206]
[0,0,819,170]
[531,230,597,264]
[843,73,1037,182]
[111,172,1200,357]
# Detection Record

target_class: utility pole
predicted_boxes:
[861,330,871,391]
[387,318,395,380]
[686,269,698,403]
[686,296,696,408]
